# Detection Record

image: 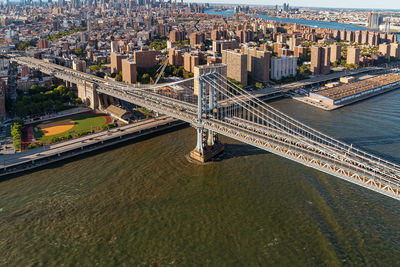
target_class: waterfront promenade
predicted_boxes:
[0,116,184,176]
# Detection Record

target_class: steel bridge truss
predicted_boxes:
[11,56,400,201]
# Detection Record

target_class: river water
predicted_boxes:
[206,8,370,32]
[1,89,399,265]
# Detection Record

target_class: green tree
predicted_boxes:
[115,72,122,81]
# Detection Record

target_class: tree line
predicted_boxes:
[16,84,82,118]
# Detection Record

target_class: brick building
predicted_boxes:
[294,46,307,58]
[189,32,205,47]
[243,47,271,83]
[211,30,227,41]
[170,29,186,42]
[110,52,127,74]
[347,47,360,65]
[183,53,199,73]
[221,49,248,86]
[390,43,400,58]
[212,40,239,54]
[134,48,159,68]
[311,46,331,75]
[122,59,137,84]
[38,39,49,49]
[72,59,86,73]
[168,48,184,66]
[330,43,341,64]
[379,43,390,58]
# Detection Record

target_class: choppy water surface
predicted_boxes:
[1,91,400,266]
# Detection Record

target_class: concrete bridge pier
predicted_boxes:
[77,81,100,110]
[190,72,224,163]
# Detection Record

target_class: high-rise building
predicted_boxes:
[346,31,354,42]
[379,43,390,59]
[361,31,369,44]
[390,43,400,59]
[270,56,297,80]
[134,48,158,68]
[170,29,185,42]
[243,47,271,83]
[38,39,49,49]
[183,53,199,73]
[189,32,205,47]
[354,31,361,44]
[347,47,360,65]
[111,41,119,53]
[340,29,346,41]
[368,12,383,29]
[110,52,127,74]
[212,40,239,54]
[221,49,248,86]
[311,46,330,75]
[289,36,300,51]
[294,46,307,58]
[122,59,137,84]
[211,30,227,41]
[169,48,184,66]
[368,33,378,46]
[330,43,341,64]
[237,30,253,43]
[72,59,87,73]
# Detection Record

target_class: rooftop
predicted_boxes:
[315,73,400,100]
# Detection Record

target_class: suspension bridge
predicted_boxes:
[10,56,400,201]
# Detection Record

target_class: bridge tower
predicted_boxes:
[190,65,226,163]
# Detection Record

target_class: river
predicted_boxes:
[206,8,371,32]
[1,88,399,265]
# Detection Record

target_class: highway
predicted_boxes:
[0,116,184,176]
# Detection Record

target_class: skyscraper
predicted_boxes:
[368,12,383,29]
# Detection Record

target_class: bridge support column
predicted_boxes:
[190,71,224,163]
[77,81,100,110]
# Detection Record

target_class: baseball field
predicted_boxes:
[33,113,111,143]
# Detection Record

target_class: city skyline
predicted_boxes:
[187,0,399,10]
[1,0,399,9]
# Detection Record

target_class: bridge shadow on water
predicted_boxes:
[341,135,400,164]
[211,143,270,162]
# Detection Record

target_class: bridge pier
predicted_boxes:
[77,81,100,110]
[190,68,225,163]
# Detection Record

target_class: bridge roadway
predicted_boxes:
[10,57,400,200]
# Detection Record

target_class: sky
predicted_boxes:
[187,0,400,10]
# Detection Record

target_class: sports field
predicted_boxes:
[33,113,110,143]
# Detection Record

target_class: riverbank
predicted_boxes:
[0,116,185,177]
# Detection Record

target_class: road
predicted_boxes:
[0,116,182,175]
